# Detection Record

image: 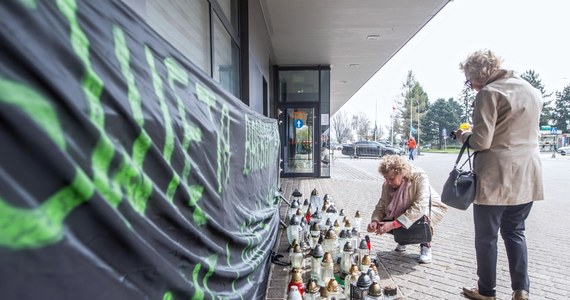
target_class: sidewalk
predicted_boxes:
[266,155,570,299]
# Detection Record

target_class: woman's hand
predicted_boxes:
[367,221,380,233]
[376,221,395,235]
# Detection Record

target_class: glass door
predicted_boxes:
[282,106,318,176]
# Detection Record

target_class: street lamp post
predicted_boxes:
[415,99,420,155]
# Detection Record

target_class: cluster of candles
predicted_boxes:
[285,189,398,300]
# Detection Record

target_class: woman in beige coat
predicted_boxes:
[366,155,447,264]
[457,49,544,300]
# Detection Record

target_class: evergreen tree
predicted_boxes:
[423,98,463,149]
[553,84,570,132]
[398,70,429,145]
[521,70,553,125]
[458,84,475,123]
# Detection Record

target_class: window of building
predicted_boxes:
[121,0,241,98]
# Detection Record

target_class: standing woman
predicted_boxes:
[457,49,544,300]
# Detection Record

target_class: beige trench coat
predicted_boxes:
[460,70,544,205]
[371,167,448,230]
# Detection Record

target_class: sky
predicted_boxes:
[339,0,570,131]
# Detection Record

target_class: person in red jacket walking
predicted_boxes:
[407,136,416,160]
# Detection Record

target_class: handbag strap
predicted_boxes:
[455,135,474,170]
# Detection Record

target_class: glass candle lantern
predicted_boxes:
[287,215,301,246]
[323,194,333,206]
[292,188,303,202]
[318,286,330,300]
[344,264,361,299]
[287,286,303,300]
[320,252,334,287]
[309,188,321,212]
[351,227,359,250]
[326,278,340,298]
[338,229,347,252]
[324,218,333,232]
[321,199,330,214]
[353,210,362,233]
[366,282,382,300]
[322,228,338,260]
[310,244,324,280]
[288,268,305,296]
[357,239,370,266]
[368,266,380,283]
[337,209,345,227]
[333,219,341,235]
[290,239,299,262]
[325,205,338,228]
[340,241,354,275]
[302,198,310,214]
[309,222,321,249]
[345,230,353,254]
[344,219,352,234]
[304,278,320,300]
[350,272,371,300]
[310,211,322,231]
[359,254,371,273]
[291,244,304,269]
[289,199,300,220]
[366,269,379,285]
[297,210,308,245]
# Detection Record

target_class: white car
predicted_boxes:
[557,146,570,156]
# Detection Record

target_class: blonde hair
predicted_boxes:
[378,155,412,179]
[459,49,503,85]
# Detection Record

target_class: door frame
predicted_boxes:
[279,102,320,178]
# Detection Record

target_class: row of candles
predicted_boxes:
[285,189,398,300]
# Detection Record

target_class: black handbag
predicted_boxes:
[391,190,432,245]
[441,137,476,210]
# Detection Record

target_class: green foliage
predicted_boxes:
[398,70,429,143]
[553,84,570,131]
[423,98,463,149]
[521,70,554,126]
[457,85,475,123]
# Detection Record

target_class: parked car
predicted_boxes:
[341,141,404,158]
[557,146,570,156]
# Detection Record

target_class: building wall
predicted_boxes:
[247,0,274,116]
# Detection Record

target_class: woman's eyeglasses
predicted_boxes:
[464,79,472,89]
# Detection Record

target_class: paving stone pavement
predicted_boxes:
[266,153,570,300]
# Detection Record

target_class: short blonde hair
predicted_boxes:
[378,155,412,179]
[459,49,503,85]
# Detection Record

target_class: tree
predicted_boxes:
[331,110,353,144]
[398,70,429,144]
[351,113,371,141]
[552,84,570,132]
[521,70,553,125]
[423,98,463,149]
[457,84,475,124]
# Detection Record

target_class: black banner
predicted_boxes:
[0,1,280,299]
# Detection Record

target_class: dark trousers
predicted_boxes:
[473,202,533,297]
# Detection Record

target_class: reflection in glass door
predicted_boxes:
[283,107,316,175]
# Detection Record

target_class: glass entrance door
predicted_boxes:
[282,106,317,176]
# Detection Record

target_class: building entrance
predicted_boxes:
[282,105,318,177]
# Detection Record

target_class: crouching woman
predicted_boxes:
[366,155,448,263]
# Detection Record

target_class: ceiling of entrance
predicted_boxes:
[259,0,450,115]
